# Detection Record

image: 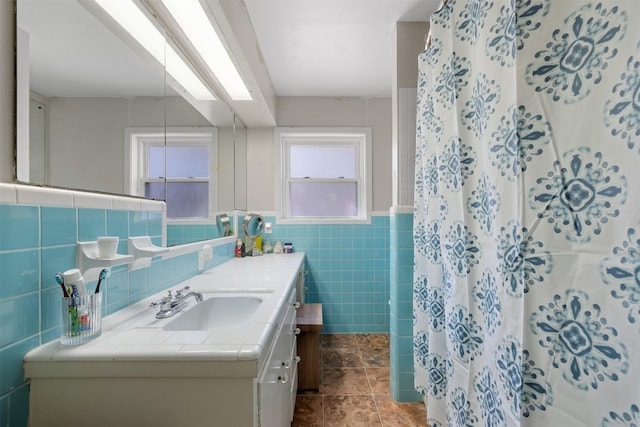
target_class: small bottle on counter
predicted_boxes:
[263,239,273,254]
[273,240,284,254]
[235,239,243,258]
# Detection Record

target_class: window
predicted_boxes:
[126,127,218,222]
[275,127,372,224]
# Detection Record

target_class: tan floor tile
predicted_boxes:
[321,333,357,348]
[366,367,390,395]
[324,395,382,427]
[356,333,390,349]
[323,347,363,368]
[295,333,398,426]
[375,395,429,426]
[361,347,390,367]
[322,367,371,395]
[292,395,323,427]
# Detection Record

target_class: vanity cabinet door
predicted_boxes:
[288,339,298,421]
[258,319,289,427]
[258,287,298,426]
[281,288,299,422]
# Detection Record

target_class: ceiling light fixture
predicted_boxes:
[93,0,216,101]
[161,0,253,101]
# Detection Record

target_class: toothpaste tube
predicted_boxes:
[63,268,87,297]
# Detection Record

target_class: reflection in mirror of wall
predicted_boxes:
[28,98,46,184]
[15,0,247,244]
[233,115,247,212]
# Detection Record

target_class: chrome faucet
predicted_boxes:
[174,287,203,305]
[150,286,203,319]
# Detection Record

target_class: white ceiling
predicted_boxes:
[243,0,438,97]
[18,0,440,104]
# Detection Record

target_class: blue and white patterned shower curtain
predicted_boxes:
[413,1,640,426]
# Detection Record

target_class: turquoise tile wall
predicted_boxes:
[1,207,410,423]
[390,212,421,402]
[167,224,220,246]
[256,215,391,334]
[0,202,234,427]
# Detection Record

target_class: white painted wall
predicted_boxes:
[246,127,274,211]
[44,96,233,197]
[245,96,392,212]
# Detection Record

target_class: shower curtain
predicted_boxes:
[413,1,639,426]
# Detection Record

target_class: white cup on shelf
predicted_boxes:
[97,236,119,259]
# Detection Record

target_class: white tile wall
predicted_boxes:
[399,88,417,207]
[0,182,165,212]
[74,191,113,209]
[112,195,143,211]
[16,184,74,206]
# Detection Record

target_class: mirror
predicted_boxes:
[242,213,264,239]
[15,0,246,243]
[242,213,264,256]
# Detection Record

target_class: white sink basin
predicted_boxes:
[162,294,264,331]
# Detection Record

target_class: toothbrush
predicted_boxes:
[95,268,109,294]
[55,272,69,297]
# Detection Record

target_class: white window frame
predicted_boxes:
[274,127,372,224]
[125,127,218,223]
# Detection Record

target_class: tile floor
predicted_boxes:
[292,333,429,426]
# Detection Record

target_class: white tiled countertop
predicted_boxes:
[24,253,305,379]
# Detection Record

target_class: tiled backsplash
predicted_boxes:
[256,214,392,334]
[0,184,234,427]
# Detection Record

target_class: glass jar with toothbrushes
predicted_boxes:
[59,269,103,345]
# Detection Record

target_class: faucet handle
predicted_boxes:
[150,291,173,307]
[175,286,190,297]
[149,291,171,307]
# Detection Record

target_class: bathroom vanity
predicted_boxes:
[23,253,305,427]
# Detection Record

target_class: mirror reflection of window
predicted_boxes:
[146,145,211,219]
[127,127,218,221]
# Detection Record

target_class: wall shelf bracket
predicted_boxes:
[76,241,134,283]
[128,236,169,270]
